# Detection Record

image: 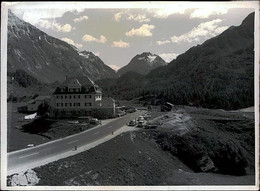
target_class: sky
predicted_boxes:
[8,2,256,71]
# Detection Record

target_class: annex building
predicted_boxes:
[50,76,115,118]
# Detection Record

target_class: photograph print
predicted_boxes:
[1,1,259,190]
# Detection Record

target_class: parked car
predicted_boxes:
[137,116,145,121]
[78,116,99,124]
[137,120,147,127]
[128,120,136,126]
[117,111,126,117]
[89,118,99,124]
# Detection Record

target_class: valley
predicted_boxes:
[4,6,257,189]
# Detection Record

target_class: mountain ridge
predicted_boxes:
[117,52,167,76]
[7,10,117,84]
[99,12,255,109]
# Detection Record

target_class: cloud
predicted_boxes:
[61,37,83,49]
[156,40,171,45]
[126,24,155,37]
[11,6,85,25]
[150,7,187,18]
[159,52,179,62]
[82,34,107,43]
[73,15,88,22]
[38,19,72,33]
[108,64,120,71]
[126,13,150,23]
[190,7,228,19]
[114,11,150,23]
[112,40,130,48]
[114,12,123,22]
[170,19,228,43]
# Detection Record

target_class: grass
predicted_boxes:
[7,102,96,152]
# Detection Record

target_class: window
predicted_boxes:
[61,103,63,107]
[78,95,80,99]
[69,95,72,99]
[73,95,76,99]
[85,95,91,99]
[65,103,67,107]
[70,103,72,107]
[56,96,59,99]
[61,96,63,99]
[57,103,59,107]
[65,95,67,99]
[85,102,92,106]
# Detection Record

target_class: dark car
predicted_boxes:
[128,120,136,126]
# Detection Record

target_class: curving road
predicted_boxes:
[7,110,145,175]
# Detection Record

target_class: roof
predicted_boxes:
[102,97,115,102]
[61,76,94,87]
[53,76,101,94]
[35,96,50,101]
[27,96,50,104]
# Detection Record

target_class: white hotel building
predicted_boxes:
[50,76,115,118]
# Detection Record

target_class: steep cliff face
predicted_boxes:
[7,10,117,84]
[117,52,167,76]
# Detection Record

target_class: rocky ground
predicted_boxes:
[7,106,255,186]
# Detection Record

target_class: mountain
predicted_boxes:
[7,10,117,84]
[117,52,167,76]
[96,71,147,99]
[99,12,255,109]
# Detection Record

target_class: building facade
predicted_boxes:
[27,96,50,112]
[50,76,115,118]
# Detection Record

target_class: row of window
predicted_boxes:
[56,95,93,99]
[56,102,92,107]
[60,88,81,93]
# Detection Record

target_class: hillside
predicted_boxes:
[99,12,255,110]
[117,52,167,76]
[96,71,147,100]
[7,10,117,84]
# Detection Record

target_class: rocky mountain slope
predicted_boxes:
[7,10,117,84]
[117,52,167,76]
[99,12,255,110]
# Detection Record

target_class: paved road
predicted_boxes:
[7,110,145,174]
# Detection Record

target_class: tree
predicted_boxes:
[37,101,50,117]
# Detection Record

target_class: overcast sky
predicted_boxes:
[9,2,256,71]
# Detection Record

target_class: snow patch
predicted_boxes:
[137,57,145,60]
[79,52,89,59]
[147,55,157,62]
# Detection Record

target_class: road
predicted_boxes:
[7,110,145,174]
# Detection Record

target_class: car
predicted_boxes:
[137,120,146,127]
[137,116,145,121]
[78,116,99,124]
[117,111,126,117]
[89,118,99,124]
[128,120,136,126]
